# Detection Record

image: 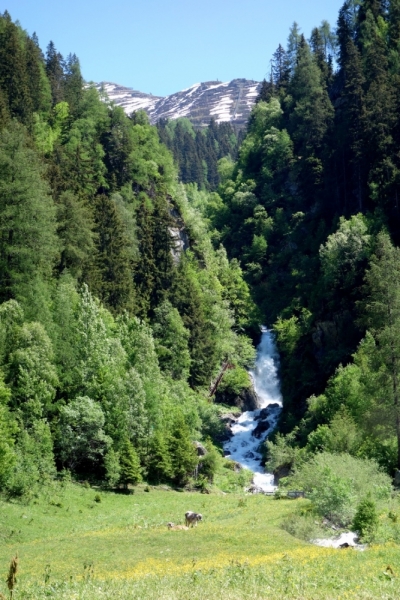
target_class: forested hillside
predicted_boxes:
[157,117,241,190]
[0,10,257,496]
[200,0,400,476]
[3,0,400,503]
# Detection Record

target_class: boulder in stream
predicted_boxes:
[252,419,271,438]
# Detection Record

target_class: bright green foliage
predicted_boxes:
[306,408,361,455]
[353,495,379,541]
[319,214,371,289]
[0,373,17,489]
[152,300,191,380]
[363,232,400,468]
[199,441,221,482]
[168,414,199,485]
[58,396,112,473]
[285,452,391,525]
[119,439,142,488]
[33,101,69,154]
[218,367,252,396]
[265,428,305,474]
[6,420,56,498]
[147,431,174,483]
[104,447,121,488]
[7,321,58,424]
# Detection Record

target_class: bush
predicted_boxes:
[265,428,306,475]
[282,512,328,542]
[283,452,391,526]
[198,442,220,482]
[353,496,379,541]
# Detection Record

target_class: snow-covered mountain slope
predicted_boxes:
[95,79,261,128]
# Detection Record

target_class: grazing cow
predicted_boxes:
[167,522,189,530]
[185,511,203,527]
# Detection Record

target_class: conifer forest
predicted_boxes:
[2,0,400,504]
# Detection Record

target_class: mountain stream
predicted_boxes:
[223,327,282,492]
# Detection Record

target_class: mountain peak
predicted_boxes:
[95,78,261,128]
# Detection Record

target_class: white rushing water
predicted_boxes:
[223,327,282,492]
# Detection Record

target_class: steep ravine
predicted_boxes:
[224,328,282,492]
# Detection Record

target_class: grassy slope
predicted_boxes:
[0,483,400,599]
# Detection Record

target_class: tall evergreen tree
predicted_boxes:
[63,53,84,116]
[91,194,135,314]
[272,44,290,90]
[45,41,65,106]
[0,13,32,123]
[364,233,400,468]
[0,122,57,308]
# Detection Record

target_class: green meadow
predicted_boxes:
[1,483,400,599]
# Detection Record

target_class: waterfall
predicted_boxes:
[223,327,282,492]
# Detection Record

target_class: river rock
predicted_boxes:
[255,404,281,421]
[252,419,271,438]
[220,413,238,425]
[246,484,264,494]
[215,385,259,411]
[194,442,207,456]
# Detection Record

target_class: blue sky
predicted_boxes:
[5,0,344,96]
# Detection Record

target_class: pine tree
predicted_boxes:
[119,439,142,488]
[337,1,357,69]
[310,27,330,81]
[361,9,396,208]
[46,41,65,106]
[168,414,198,485]
[91,194,135,313]
[25,35,51,115]
[341,39,366,212]
[364,232,400,468]
[147,431,173,483]
[0,87,10,130]
[286,22,302,74]
[288,39,334,203]
[0,14,32,123]
[272,44,290,90]
[64,53,84,116]
[171,259,216,386]
[56,190,96,278]
[0,121,57,307]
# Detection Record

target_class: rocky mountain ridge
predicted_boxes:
[94,78,261,128]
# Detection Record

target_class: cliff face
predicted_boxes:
[95,79,261,128]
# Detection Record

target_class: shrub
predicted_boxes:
[104,448,121,488]
[264,428,306,475]
[283,452,391,526]
[353,496,379,541]
[199,442,220,482]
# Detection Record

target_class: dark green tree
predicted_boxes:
[0,13,32,124]
[168,414,198,485]
[364,232,400,468]
[147,431,173,483]
[63,53,84,116]
[91,194,135,314]
[119,439,142,488]
[45,41,65,106]
[0,121,58,310]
